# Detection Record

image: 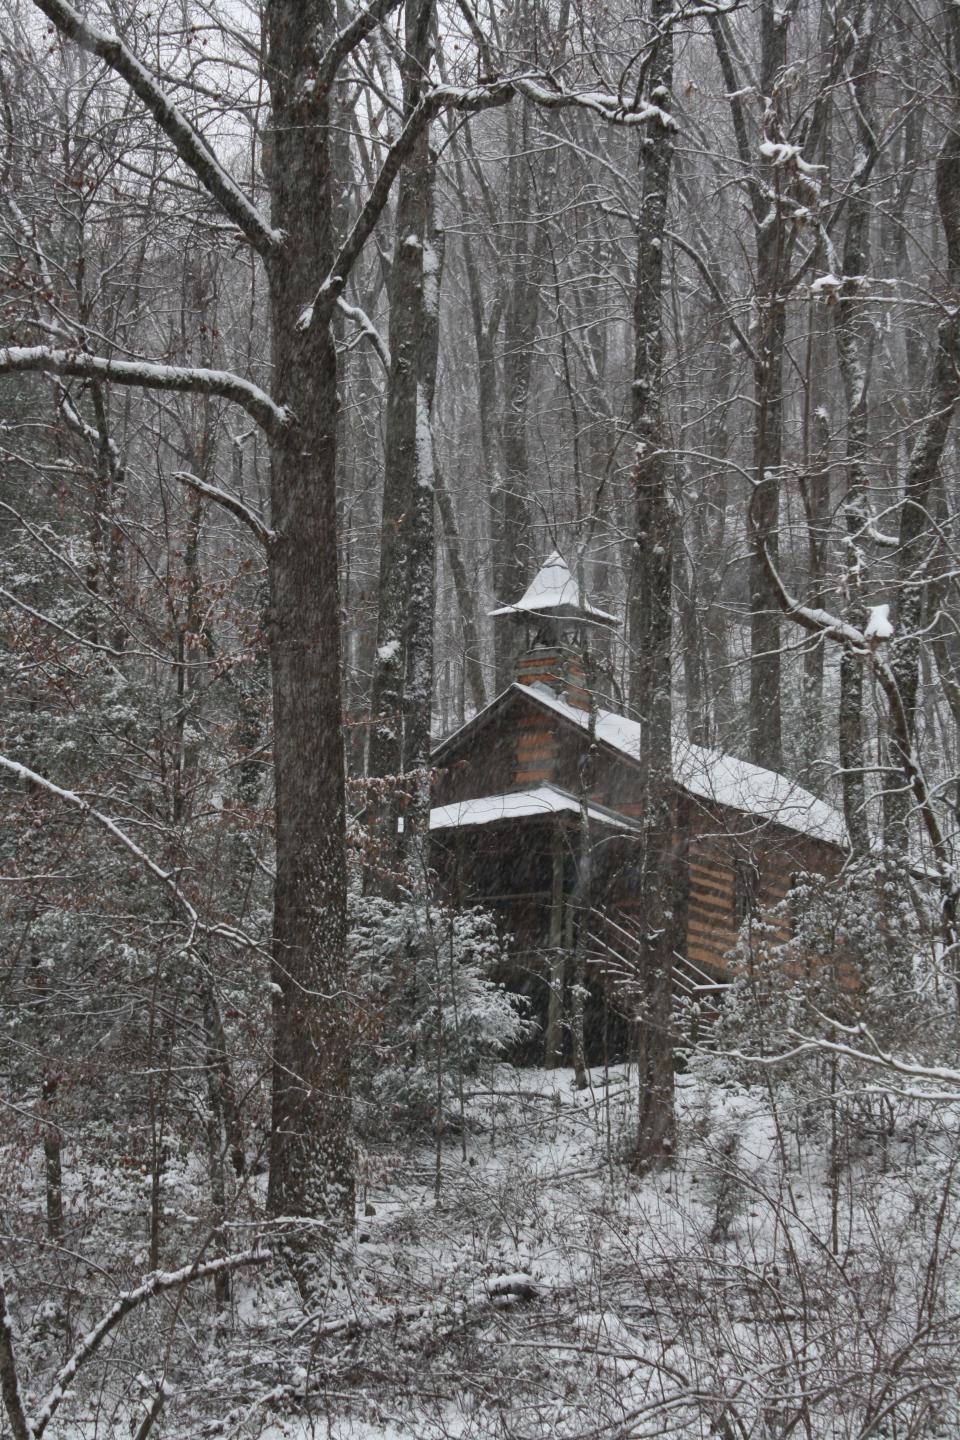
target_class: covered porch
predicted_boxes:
[429,783,644,1065]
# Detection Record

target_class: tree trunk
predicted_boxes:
[886,123,960,849]
[263,0,353,1286]
[747,0,793,774]
[628,0,676,1170]
[545,826,566,1068]
[798,397,830,784]
[833,20,879,856]
[436,460,488,716]
[492,106,542,689]
[368,0,439,885]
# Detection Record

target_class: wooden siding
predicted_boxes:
[513,715,559,787]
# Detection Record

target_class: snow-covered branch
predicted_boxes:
[0,754,261,951]
[336,298,391,370]
[172,472,277,546]
[54,382,123,476]
[29,1250,269,1439]
[0,348,290,437]
[31,0,281,259]
[511,76,675,129]
[725,1020,960,1101]
[316,0,405,93]
[748,486,958,914]
[308,71,674,317]
[0,585,127,660]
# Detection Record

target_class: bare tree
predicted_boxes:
[628,0,677,1169]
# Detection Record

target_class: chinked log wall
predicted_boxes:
[599,786,842,977]
[514,716,560,787]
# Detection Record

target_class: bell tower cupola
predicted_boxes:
[488,552,616,710]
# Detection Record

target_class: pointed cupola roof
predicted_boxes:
[488,551,616,624]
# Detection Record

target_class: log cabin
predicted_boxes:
[428,553,848,1064]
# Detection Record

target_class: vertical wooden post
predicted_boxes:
[545,825,565,1068]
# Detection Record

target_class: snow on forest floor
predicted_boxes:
[7,1065,960,1439]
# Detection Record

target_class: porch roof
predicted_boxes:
[429,782,641,835]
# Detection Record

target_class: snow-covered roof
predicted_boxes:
[432,683,847,848]
[522,684,846,847]
[430,782,640,835]
[488,551,617,623]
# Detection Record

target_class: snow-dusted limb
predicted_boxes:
[316,0,405,92]
[31,0,281,259]
[336,297,391,371]
[729,1017,960,1101]
[749,485,959,937]
[172,472,277,547]
[0,754,261,951]
[27,1250,268,1439]
[0,348,290,437]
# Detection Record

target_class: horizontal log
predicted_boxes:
[687,909,737,939]
[689,878,735,908]
[686,920,736,953]
[687,942,732,972]
[515,739,559,757]
[688,884,735,914]
[686,856,727,877]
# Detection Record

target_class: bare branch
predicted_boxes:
[0,585,128,660]
[336,297,391,370]
[0,753,261,951]
[308,72,674,318]
[316,0,405,93]
[748,486,958,907]
[172,471,277,546]
[665,228,759,365]
[31,1250,268,1439]
[315,82,513,307]
[31,0,281,259]
[0,347,290,437]
[132,1378,169,1440]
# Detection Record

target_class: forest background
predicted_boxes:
[2,0,960,1433]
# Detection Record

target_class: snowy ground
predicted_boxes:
[6,1064,960,1438]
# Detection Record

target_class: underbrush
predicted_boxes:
[3,1066,960,1439]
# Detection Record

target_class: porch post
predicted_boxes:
[544,824,566,1068]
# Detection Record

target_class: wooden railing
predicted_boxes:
[586,907,730,1046]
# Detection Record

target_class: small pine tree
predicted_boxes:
[349,893,531,1138]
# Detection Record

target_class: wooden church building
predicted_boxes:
[428,553,848,1062]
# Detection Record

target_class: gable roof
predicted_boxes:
[488,551,617,624]
[433,682,847,849]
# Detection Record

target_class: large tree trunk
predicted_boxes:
[491,107,542,689]
[747,0,793,774]
[886,123,960,850]
[367,0,439,884]
[436,462,488,716]
[798,394,830,784]
[628,0,676,1171]
[263,0,353,1285]
[705,5,790,771]
[832,17,879,856]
